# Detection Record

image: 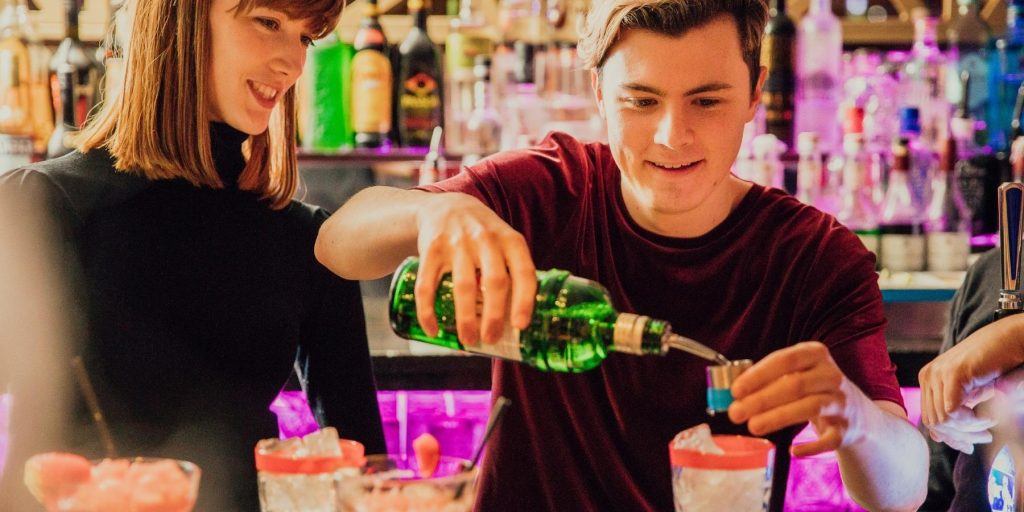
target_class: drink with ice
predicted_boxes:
[669,424,775,512]
[255,428,366,512]
[336,454,477,512]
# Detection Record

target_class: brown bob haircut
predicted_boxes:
[577,0,769,94]
[76,0,344,210]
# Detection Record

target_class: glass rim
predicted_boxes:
[358,454,477,485]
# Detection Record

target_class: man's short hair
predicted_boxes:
[578,0,769,93]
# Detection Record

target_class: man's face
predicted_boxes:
[593,16,763,222]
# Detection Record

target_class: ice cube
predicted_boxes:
[673,467,769,511]
[672,424,724,455]
[302,427,342,457]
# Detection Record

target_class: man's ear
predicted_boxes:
[592,68,606,119]
[747,66,767,122]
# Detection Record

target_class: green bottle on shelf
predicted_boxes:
[388,257,727,372]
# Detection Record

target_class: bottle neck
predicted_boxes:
[770,0,787,16]
[413,7,428,30]
[1009,1,1024,37]
[57,69,75,128]
[957,0,978,17]
[914,18,938,51]
[808,0,831,16]
[610,314,669,356]
[473,75,493,111]
[65,0,79,41]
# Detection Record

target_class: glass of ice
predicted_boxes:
[336,454,477,512]
[255,429,366,512]
[669,424,775,512]
[25,454,201,512]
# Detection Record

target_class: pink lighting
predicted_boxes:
[375,387,922,508]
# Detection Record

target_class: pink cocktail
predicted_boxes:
[25,453,200,512]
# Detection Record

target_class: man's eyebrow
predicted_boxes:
[621,82,666,96]
[684,82,734,95]
[620,82,735,96]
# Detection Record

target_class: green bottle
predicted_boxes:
[303,32,354,151]
[389,257,727,372]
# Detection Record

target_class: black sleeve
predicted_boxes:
[301,261,386,454]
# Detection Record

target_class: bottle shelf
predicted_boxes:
[878,270,966,302]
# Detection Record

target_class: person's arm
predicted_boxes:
[302,263,386,454]
[314,185,537,345]
[314,186,433,280]
[729,342,928,512]
[918,313,1024,452]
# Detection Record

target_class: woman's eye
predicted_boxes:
[695,98,721,108]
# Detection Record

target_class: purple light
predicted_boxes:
[374,387,921,509]
[971,233,999,247]
[269,390,320,440]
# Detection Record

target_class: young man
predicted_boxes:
[316,0,927,509]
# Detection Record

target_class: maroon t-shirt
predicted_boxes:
[422,132,904,512]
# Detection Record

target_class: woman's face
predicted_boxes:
[207,0,316,135]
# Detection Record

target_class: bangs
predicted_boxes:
[236,0,346,38]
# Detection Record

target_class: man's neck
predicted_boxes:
[623,176,752,238]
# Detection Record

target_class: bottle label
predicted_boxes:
[350,49,392,133]
[463,323,523,361]
[926,232,970,271]
[988,445,1016,512]
[399,71,442,142]
[880,234,926,271]
[445,33,492,78]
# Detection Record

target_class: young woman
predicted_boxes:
[1,1,384,509]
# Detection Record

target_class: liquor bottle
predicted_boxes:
[795,0,841,155]
[500,41,545,150]
[988,0,1024,151]
[47,0,98,158]
[0,1,31,139]
[946,0,992,146]
[444,0,494,154]
[795,132,821,206]
[761,0,797,151]
[879,138,927,272]
[750,133,786,190]
[351,0,392,149]
[898,107,937,213]
[397,0,443,148]
[925,137,972,271]
[837,132,881,256]
[0,31,34,172]
[97,0,127,106]
[3,0,52,155]
[303,32,354,151]
[462,55,501,166]
[389,257,728,372]
[902,10,948,148]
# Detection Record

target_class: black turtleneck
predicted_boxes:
[0,134,385,511]
[209,121,248,187]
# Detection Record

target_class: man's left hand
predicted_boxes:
[728,341,864,457]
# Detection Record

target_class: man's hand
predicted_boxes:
[414,193,537,346]
[727,341,865,457]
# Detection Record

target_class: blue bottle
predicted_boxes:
[987,0,1024,151]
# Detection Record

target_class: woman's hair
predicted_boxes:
[75,0,343,210]
[577,0,768,94]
